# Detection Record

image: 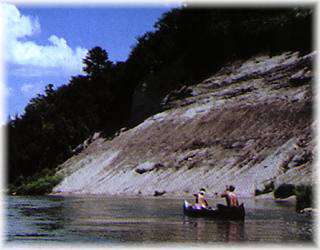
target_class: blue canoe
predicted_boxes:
[183,200,245,220]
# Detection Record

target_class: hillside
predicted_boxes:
[8,8,312,194]
[52,51,315,197]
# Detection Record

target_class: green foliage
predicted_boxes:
[274,183,295,199]
[8,7,312,194]
[83,47,113,77]
[13,169,63,195]
[273,184,313,211]
[127,7,312,122]
[295,184,312,211]
[16,175,62,195]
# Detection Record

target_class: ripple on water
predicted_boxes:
[5,196,313,243]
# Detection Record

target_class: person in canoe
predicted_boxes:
[221,185,239,207]
[193,188,209,209]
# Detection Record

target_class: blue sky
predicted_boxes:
[3,3,178,118]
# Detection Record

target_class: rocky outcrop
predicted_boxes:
[161,85,194,109]
[53,51,315,197]
[70,131,102,156]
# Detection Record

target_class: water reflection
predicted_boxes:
[182,217,245,242]
[224,221,245,242]
[6,196,313,243]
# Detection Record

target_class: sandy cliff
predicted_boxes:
[52,51,315,197]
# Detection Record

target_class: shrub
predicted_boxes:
[15,174,62,195]
[295,184,312,211]
[274,183,295,198]
[273,183,313,211]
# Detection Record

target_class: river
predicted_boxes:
[5,195,313,244]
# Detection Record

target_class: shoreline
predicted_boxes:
[46,191,285,201]
[8,190,298,204]
[9,192,305,211]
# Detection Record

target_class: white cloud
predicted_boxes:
[3,3,40,40]
[3,3,88,75]
[9,65,59,77]
[21,83,34,94]
[20,82,48,98]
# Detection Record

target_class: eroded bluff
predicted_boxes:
[53,51,315,197]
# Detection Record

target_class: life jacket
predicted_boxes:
[198,193,208,208]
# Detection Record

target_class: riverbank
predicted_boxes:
[49,189,296,206]
[51,51,314,198]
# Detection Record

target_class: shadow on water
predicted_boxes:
[5,196,314,244]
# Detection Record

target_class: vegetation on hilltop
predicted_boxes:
[7,7,312,194]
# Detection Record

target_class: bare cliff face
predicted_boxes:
[53,51,315,198]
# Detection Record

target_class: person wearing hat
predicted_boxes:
[193,188,209,209]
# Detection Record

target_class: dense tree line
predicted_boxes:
[7,7,312,194]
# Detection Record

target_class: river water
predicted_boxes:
[5,195,313,244]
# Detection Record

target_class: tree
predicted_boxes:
[83,47,112,77]
[7,8,312,194]
[45,84,55,96]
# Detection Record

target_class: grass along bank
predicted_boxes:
[9,168,63,195]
